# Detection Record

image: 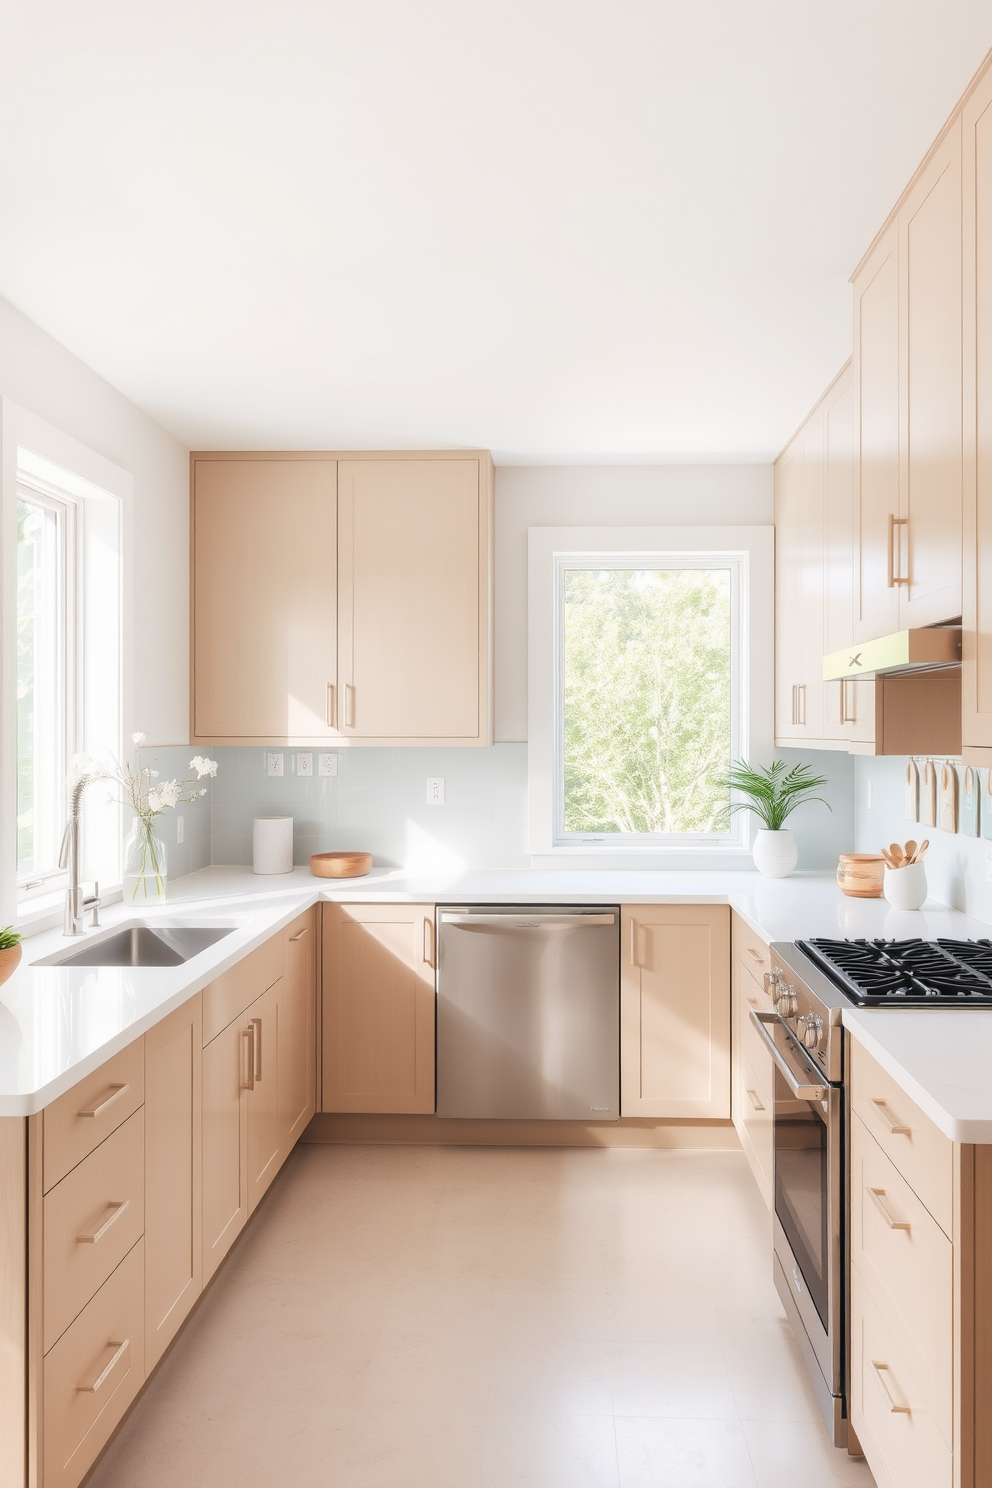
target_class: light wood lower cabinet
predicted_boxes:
[322,902,436,1114]
[246,980,281,1213]
[144,996,202,1372]
[201,1011,250,1285]
[620,905,730,1118]
[730,915,774,1208]
[279,910,317,1151]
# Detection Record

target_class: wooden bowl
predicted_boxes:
[836,853,886,899]
[310,851,372,879]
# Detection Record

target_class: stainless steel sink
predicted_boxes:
[41,923,235,968]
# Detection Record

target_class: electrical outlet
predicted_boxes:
[266,751,284,777]
[318,753,338,777]
[296,753,313,778]
[176,815,184,845]
[427,777,445,805]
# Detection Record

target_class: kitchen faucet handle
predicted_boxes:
[83,882,101,929]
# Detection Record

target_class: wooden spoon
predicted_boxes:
[913,840,930,863]
[889,842,906,868]
[904,839,918,864]
[880,848,900,868]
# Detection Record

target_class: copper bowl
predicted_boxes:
[836,853,886,899]
[310,851,372,879]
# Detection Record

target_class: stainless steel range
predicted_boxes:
[759,935,992,1451]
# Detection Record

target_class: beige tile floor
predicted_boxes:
[89,1145,876,1488]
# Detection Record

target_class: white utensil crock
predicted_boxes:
[253,816,293,875]
[752,828,798,878]
[883,861,927,911]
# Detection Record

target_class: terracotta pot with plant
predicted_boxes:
[0,925,23,986]
[720,760,830,878]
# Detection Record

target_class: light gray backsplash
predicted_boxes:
[854,754,992,921]
[208,744,530,871]
[775,748,856,870]
[135,745,213,881]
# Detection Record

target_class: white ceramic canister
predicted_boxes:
[253,816,294,875]
[752,828,798,879]
[883,861,927,911]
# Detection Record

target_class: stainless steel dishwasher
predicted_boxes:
[436,905,620,1120]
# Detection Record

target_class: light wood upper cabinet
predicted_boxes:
[337,458,491,743]
[854,124,963,641]
[322,902,436,1114]
[192,457,338,743]
[963,67,992,757]
[620,905,730,1119]
[191,451,494,747]
[774,441,806,742]
[144,997,201,1373]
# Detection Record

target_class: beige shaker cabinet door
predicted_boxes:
[246,980,282,1213]
[337,458,489,743]
[322,903,436,1114]
[201,1015,249,1284]
[192,456,338,743]
[620,905,730,1118]
[278,911,317,1155]
[144,996,202,1373]
[854,219,902,642]
[774,441,806,741]
[963,69,992,755]
[899,121,963,630]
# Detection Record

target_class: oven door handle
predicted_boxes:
[749,1009,828,1100]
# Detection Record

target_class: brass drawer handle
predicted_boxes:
[326,683,336,729]
[870,1098,911,1137]
[746,947,765,965]
[77,1200,129,1245]
[745,1088,765,1112]
[289,928,308,942]
[240,1027,255,1091]
[871,1360,911,1414]
[423,917,435,968]
[251,1017,262,1082]
[77,1338,129,1394]
[78,1083,128,1120]
[867,1186,911,1232]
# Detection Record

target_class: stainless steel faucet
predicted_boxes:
[59,777,102,936]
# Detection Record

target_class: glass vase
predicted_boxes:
[124,818,168,902]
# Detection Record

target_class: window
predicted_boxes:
[16,482,75,889]
[558,559,736,843]
[528,526,774,860]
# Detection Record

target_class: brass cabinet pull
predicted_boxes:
[746,946,765,965]
[77,1200,129,1245]
[871,1097,911,1136]
[745,1088,765,1112]
[867,1186,911,1232]
[872,1360,912,1414]
[345,684,356,729]
[797,684,806,726]
[888,514,910,588]
[240,1027,255,1091]
[840,678,857,725]
[423,917,435,968]
[251,1017,262,1081]
[326,683,336,729]
[78,1083,128,1120]
[290,928,308,942]
[629,919,640,967]
[77,1339,128,1394]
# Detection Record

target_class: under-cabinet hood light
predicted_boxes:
[822,628,961,681]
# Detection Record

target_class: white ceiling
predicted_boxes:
[2,3,990,461]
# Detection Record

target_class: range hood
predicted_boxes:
[822,627,961,681]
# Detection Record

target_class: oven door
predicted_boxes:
[750,1009,845,1443]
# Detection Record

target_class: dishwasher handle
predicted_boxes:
[439,912,616,927]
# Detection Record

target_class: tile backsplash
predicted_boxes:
[135,745,213,879]
[207,744,529,872]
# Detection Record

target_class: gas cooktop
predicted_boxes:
[797,938,992,1006]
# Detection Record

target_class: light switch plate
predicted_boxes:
[318,753,338,777]
[266,752,284,777]
[296,753,313,778]
[427,777,445,805]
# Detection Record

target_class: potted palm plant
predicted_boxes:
[720,760,830,877]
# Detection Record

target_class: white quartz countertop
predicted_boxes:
[4,864,992,1123]
[842,1009,992,1143]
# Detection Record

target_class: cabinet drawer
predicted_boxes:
[44,1041,145,1193]
[850,1038,952,1235]
[43,1240,144,1488]
[732,916,771,985]
[851,1112,952,1440]
[44,1109,146,1353]
[851,1266,951,1488]
[203,933,284,1044]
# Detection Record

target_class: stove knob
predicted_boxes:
[776,984,798,1017]
[801,1014,823,1051]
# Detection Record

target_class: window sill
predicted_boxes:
[17,884,123,937]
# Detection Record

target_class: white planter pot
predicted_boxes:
[883,861,927,911]
[752,828,798,878]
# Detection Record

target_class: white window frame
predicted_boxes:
[1,399,130,929]
[14,476,79,899]
[528,526,774,866]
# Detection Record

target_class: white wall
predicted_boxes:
[494,464,774,740]
[0,296,189,744]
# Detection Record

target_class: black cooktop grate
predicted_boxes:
[797,938,992,1006]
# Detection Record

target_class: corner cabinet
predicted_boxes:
[619,905,730,1119]
[191,451,494,747]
